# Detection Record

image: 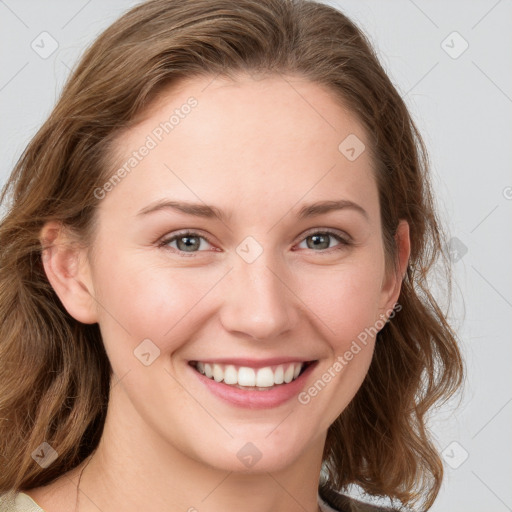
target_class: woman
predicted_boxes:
[0,0,463,511]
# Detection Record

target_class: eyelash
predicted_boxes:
[158,228,352,256]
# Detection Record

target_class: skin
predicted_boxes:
[31,74,410,512]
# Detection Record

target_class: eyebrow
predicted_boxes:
[136,198,369,222]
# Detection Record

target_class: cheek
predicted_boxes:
[291,260,384,426]
[91,251,220,354]
[296,257,385,346]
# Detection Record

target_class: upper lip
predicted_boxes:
[189,357,317,369]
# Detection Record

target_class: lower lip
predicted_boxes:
[190,362,318,409]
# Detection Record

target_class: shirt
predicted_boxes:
[0,490,342,511]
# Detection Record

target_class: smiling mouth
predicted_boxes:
[189,360,316,391]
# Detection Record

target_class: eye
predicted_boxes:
[158,228,352,256]
[159,230,215,254]
[295,229,351,252]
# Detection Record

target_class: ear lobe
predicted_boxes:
[378,219,411,319]
[40,221,98,324]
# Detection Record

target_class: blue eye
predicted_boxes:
[160,231,214,254]
[296,230,350,252]
[159,229,351,256]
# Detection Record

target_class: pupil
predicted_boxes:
[178,236,199,252]
[308,234,329,250]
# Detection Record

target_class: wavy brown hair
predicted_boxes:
[0,0,463,510]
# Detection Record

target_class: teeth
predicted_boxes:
[223,365,238,385]
[193,361,306,388]
[284,364,294,383]
[274,365,284,384]
[213,364,223,382]
[238,367,256,386]
[256,367,274,387]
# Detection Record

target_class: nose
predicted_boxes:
[219,250,299,341]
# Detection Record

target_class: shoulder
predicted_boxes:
[0,491,45,512]
[3,466,83,512]
[319,485,401,512]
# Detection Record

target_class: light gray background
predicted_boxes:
[1,1,511,511]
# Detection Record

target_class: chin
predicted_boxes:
[188,432,311,474]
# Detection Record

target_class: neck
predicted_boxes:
[74,383,326,512]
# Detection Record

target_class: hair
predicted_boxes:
[0,0,463,510]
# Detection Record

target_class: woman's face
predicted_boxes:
[70,74,407,472]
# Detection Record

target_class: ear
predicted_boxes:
[378,219,410,319]
[39,221,98,324]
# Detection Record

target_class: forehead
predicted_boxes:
[101,74,379,223]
